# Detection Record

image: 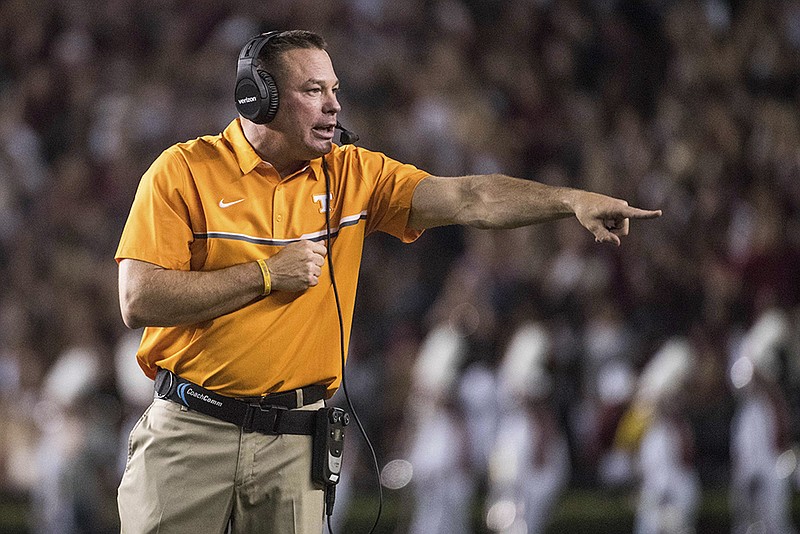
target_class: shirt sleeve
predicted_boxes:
[356,148,430,242]
[115,148,195,270]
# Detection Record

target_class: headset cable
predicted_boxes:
[322,155,383,534]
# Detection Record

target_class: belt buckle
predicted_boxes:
[259,388,304,410]
[245,403,287,434]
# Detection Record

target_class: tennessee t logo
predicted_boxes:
[313,193,332,213]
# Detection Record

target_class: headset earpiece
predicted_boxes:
[235,32,281,124]
[255,69,279,121]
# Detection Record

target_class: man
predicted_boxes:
[115,30,661,533]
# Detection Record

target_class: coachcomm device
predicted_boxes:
[312,407,349,486]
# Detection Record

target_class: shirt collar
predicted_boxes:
[223,118,262,176]
[223,118,326,181]
[307,156,323,181]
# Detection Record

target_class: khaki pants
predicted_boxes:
[118,398,325,534]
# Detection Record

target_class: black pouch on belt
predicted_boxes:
[312,407,349,486]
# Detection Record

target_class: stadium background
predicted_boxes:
[0,0,799,532]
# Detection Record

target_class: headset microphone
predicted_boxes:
[335,122,359,145]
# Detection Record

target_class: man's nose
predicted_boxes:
[324,91,341,114]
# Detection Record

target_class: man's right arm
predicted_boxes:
[118,240,328,329]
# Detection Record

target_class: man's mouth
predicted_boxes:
[312,124,336,138]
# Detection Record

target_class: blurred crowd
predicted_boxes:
[1,0,799,532]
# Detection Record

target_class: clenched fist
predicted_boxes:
[266,240,328,292]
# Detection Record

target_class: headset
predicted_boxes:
[235,31,281,124]
[234,31,359,145]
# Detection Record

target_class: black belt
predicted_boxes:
[154,369,325,436]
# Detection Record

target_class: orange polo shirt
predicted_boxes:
[116,118,429,397]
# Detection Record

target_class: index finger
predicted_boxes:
[622,206,662,219]
[310,241,328,256]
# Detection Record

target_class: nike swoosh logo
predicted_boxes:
[219,198,245,208]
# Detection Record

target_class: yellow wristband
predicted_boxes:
[256,259,271,296]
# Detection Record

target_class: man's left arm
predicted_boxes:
[408,174,662,245]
